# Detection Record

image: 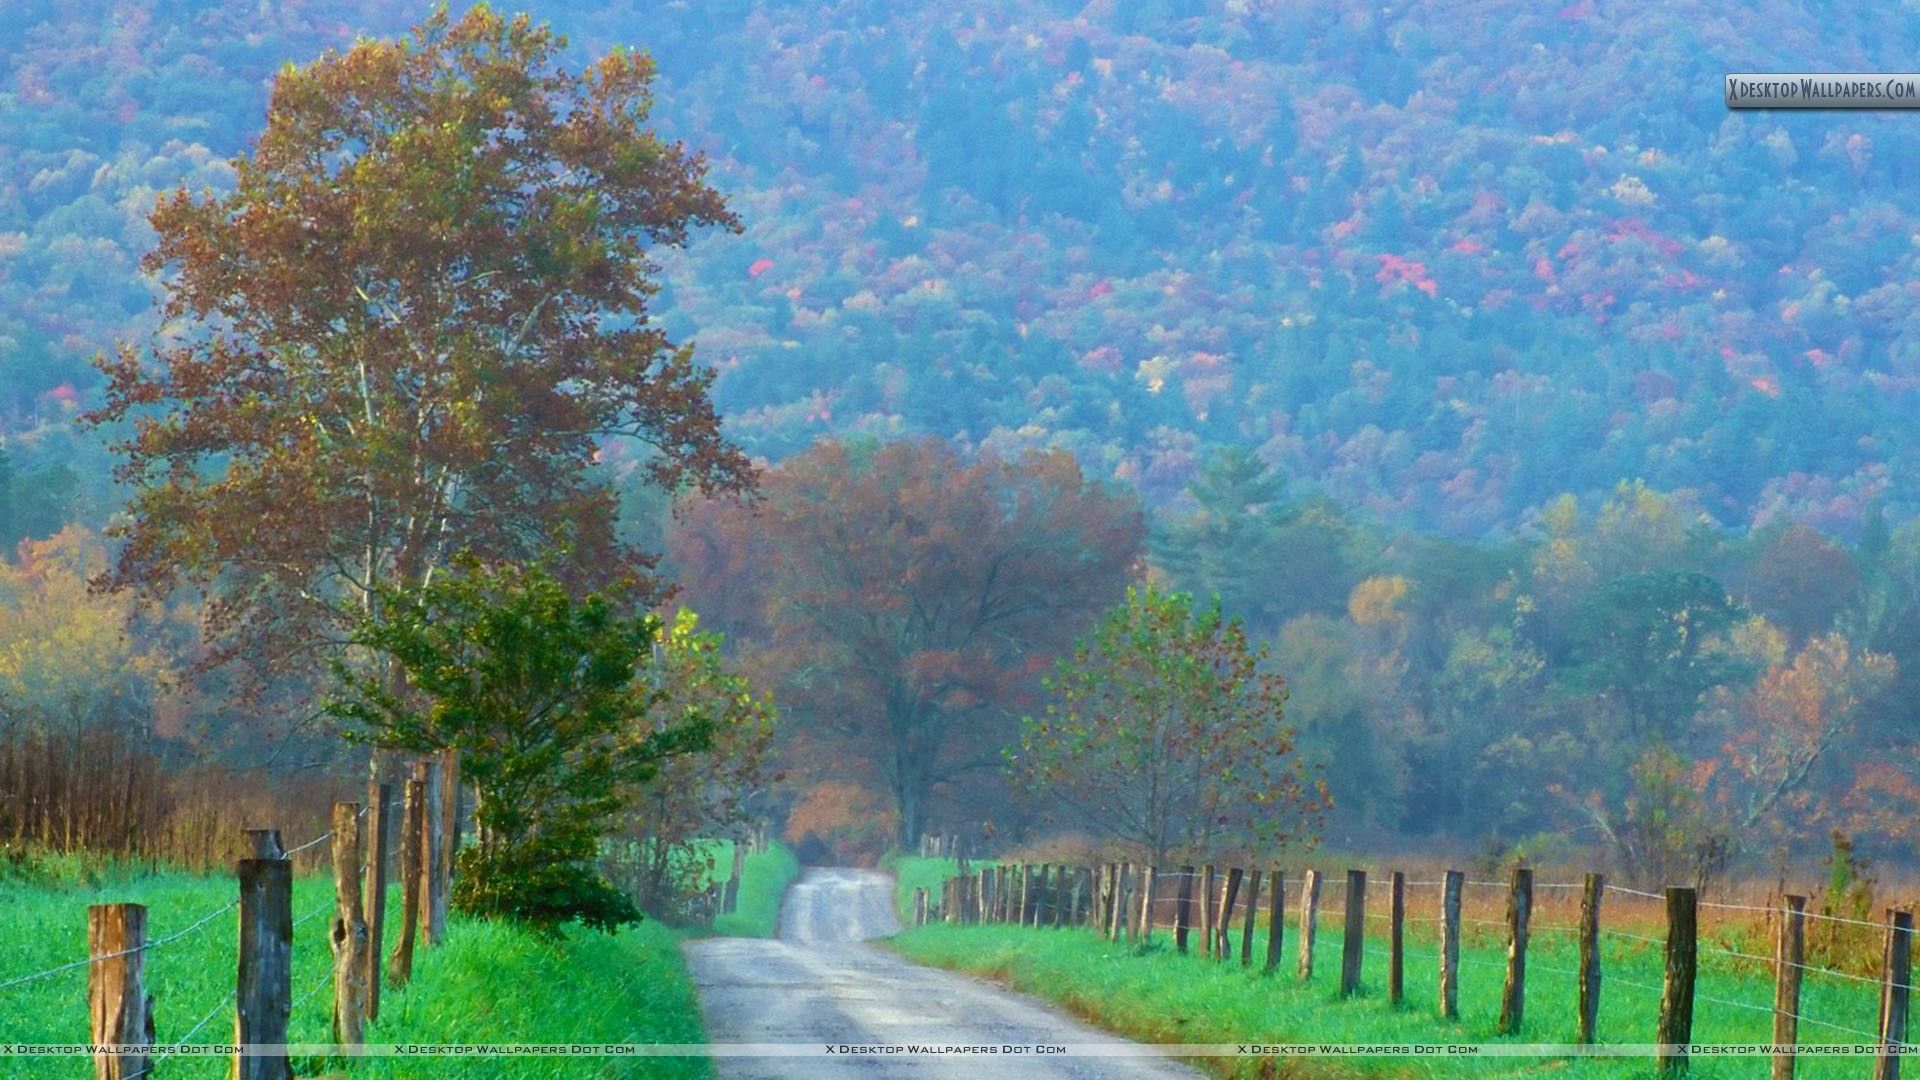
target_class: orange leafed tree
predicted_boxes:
[84,6,751,689]
[673,438,1143,847]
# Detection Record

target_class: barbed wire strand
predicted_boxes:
[0,814,343,993]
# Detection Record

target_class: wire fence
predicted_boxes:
[932,859,1919,1064]
[0,816,346,998]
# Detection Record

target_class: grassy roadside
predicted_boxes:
[710,841,800,938]
[877,851,994,921]
[0,855,720,1078]
[881,862,1891,1080]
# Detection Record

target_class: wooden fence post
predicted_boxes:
[329,802,368,1047]
[1389,871,1405,1006]
[1578,872,1604,1044]
[1773,894,1806,1080]
[236,854,293,1080]
[1110,862,1131,940]
[88,903,151,1080]
[1498,867,1532,1035]
[1138,867,1158,947]
[1217,868,1244,961]
[724,843,745,915]
[1201,865,1217,958]
[364,782,390,1023]
[387,775,424,989]
[419,760,445,947]
[1657,886,1698,1079]
[1264,869,1285,974]
[1297,869,1321,981]
[1876,908,1913,1080]
[440,748,461,878]
[1176,866,1195,953]
[1059,860,1075,930]
[1341,869,1367,996]
[1440,870,1462,1020]
[1021,864,1037,927]
[1095,864,1111,935]
[913,887,927,926]
[1119,865,1138,944]
[1241,869,1262,966]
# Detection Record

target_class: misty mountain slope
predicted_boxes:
[6,0,1920,532]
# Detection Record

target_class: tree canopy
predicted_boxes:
[84,5,750,682]
[671,437,1143,846]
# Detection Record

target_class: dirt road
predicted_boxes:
[683,867,1203,1078]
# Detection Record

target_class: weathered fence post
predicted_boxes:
[913,887,927,927]
[1111,862,1132,940]
[88,903,151,1080]
[1773,894,1806,1080]
[1657,886,1698,1079]
[439,747,461,888]
[1201,865,1217,958]
[1021,864,1037,926]
[1264,868,1285,974]
[1241,869,1262,967]
[1388,871,1405,1006]
[1297,869,1321,981]
[236,853,293,1080]
[330,802,368,1048]
[1095,864,1111,934]
[1175,866,1195,954]
[364,781,390,1023]
[246,829,284,860]
[1038,865,1055,927]
[419,759,445,947]
[1578,872,1604,1044]
[1439,870,1462,1020]
[1138,866,1157,946]
[1217,868,1243,961]
[1054,865,1070,928]
[724,843,745,915]
[387,774,424,989]
[1876,908,1913,1080]
[1498,867,1532,1034]
[1341,869,1367,996]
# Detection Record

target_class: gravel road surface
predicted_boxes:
[683,867,1203,1078]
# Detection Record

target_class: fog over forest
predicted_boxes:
[4,0,1920,893]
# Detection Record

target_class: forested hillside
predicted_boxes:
[7,1,1920,871]
[9,0,1920,532]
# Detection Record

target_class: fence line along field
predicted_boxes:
[897,853,1915,1078]
[0,748,750,1079]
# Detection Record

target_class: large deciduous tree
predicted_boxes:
[84,6,750,694]
[672,438,1142,847]
[1014,584,1324,865]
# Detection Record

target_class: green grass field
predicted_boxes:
[0,844,790,1078]
[884,860,1899,1079]
[709,841,800,938]
[878,851,996,920]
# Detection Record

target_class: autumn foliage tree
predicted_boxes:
[672,437,1142,847]
[84,6,749,698]
[1014,584,1324,865]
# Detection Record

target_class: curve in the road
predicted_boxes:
[683,866,1203,1079]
